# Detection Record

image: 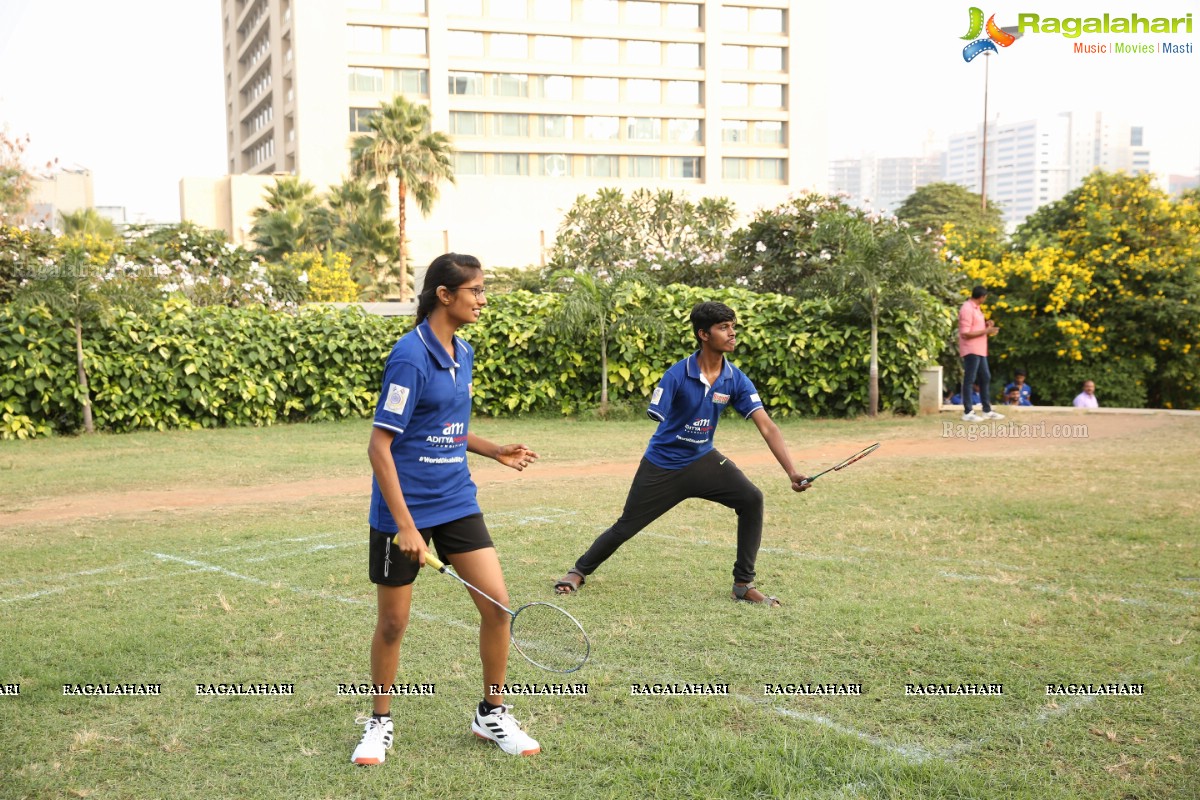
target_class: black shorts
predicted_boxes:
[369,513,493,587]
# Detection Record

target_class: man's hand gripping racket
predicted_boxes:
[422,553,590,674]
[799,442,880,487]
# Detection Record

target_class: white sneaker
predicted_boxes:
[351,715,394,765]
[471,704,541,756]
[962,412,984,421]
[982,411,1006,420]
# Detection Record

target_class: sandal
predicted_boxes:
[732,582,781,608]
[554,568,586,595]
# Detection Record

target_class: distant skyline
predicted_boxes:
[1,0,1197,222]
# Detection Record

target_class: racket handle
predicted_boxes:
[422,553,445,571]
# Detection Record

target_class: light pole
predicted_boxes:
[978,25,1022,213]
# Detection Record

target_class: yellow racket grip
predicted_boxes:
[422,553,445,571]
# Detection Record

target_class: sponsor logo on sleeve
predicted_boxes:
[384,384,410,414]
[651,387,664,405]
[750,393,761,404]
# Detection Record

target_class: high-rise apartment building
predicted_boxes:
[945,111,1150,229]
[829,153,944,214]
[211,0,827,266]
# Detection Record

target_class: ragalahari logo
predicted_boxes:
[962,7,1017,61]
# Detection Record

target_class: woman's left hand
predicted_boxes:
[496,444,539,472]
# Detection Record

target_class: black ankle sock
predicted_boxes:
[372,712,390,721]
[479,699,502,715]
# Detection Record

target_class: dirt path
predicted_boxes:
[0,413,1175,528]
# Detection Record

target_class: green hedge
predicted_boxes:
[1,287,949,438]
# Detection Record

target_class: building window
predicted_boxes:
[388,28,427,54]
[581,38,619,64]
[493,73,530,97]
[447,0,482,14]
[627,79,660,104]
[626,117,661,141]
[628,156,660,178]
[626,40,660,65]
[666,42,701,68]
[495,153,530,175]
[626,1,658,26]
[539,154,572,177]
[348,25,384,52]
[581,0,618,24]
[349,107,377,132]
[753,83,783,108]
[491,33,528,59]
[448,30,484,56]
[395,68,429,95]
[448,71,484,95]
[751,8,785,33]
[722,45,748,69]
[582,77,619,103]
[490,0,526,19]
[453,152,484,175]
[349,67,384,93]
[495,113,529,137]
[754,47,784,71]
[534,35,572,61]
[587,155,619,177]
[722,6,748,31]
[449,111,484,135]
[756,158,785,180]
[539,114,572,137]
[754,120,784,144]
[532,0,570,21]
[723,158,749,179]
[667,118,700,143]
[1131,126,1143,146]
[722,83,749,106]
[584,116,620,140]
[669,157,701,179]
[537,75,573,100]
[665,3,699,28]
[665,80,700,105]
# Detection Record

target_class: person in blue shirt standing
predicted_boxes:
[553,301,811,607]
[353,253,542,765]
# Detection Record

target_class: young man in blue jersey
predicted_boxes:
[353,253,542,765]
[554,301,811,607]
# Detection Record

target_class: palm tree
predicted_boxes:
[350,96,454,301]
[325,177,400,294]
[59,208,117,239]
[249,176,323,261]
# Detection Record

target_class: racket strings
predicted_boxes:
[510,602,590,673]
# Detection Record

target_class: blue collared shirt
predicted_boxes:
[369,319,480,531]
[642,352,764,469]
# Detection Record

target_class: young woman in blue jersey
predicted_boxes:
[352,253,541,765]
[554,301,811,606]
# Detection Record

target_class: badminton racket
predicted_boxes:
[800,442,880,486]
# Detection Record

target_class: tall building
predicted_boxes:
[945,111,1150,229]
[829,152,944,214]
[206,0,827,267]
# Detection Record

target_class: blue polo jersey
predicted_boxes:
[369,319,480,531]
[643,352,764,469]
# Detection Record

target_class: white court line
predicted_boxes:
[736,694,944,765]
[206,531,346,554]
[239,542,356,563]
[936,571,1191,613]
[149,552,474,631]
[0,562,138,588]
[642,532,859,563]
[1,587,67,603]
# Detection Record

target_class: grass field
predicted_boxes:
[1,412,1197,799]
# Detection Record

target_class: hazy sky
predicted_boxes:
[1,0,1197,222]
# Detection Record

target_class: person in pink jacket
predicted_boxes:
[957,286,1004,422]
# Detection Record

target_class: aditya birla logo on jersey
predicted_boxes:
[961,7,1018,61]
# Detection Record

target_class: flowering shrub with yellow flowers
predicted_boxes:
[954,172,1200,409]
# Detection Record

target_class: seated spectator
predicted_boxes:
[950,383,982,407]
[1003,370,1033,406]
[1072,380,1099,408]
[1003,387,1023,406]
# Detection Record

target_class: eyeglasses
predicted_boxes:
[453,286,486,299]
